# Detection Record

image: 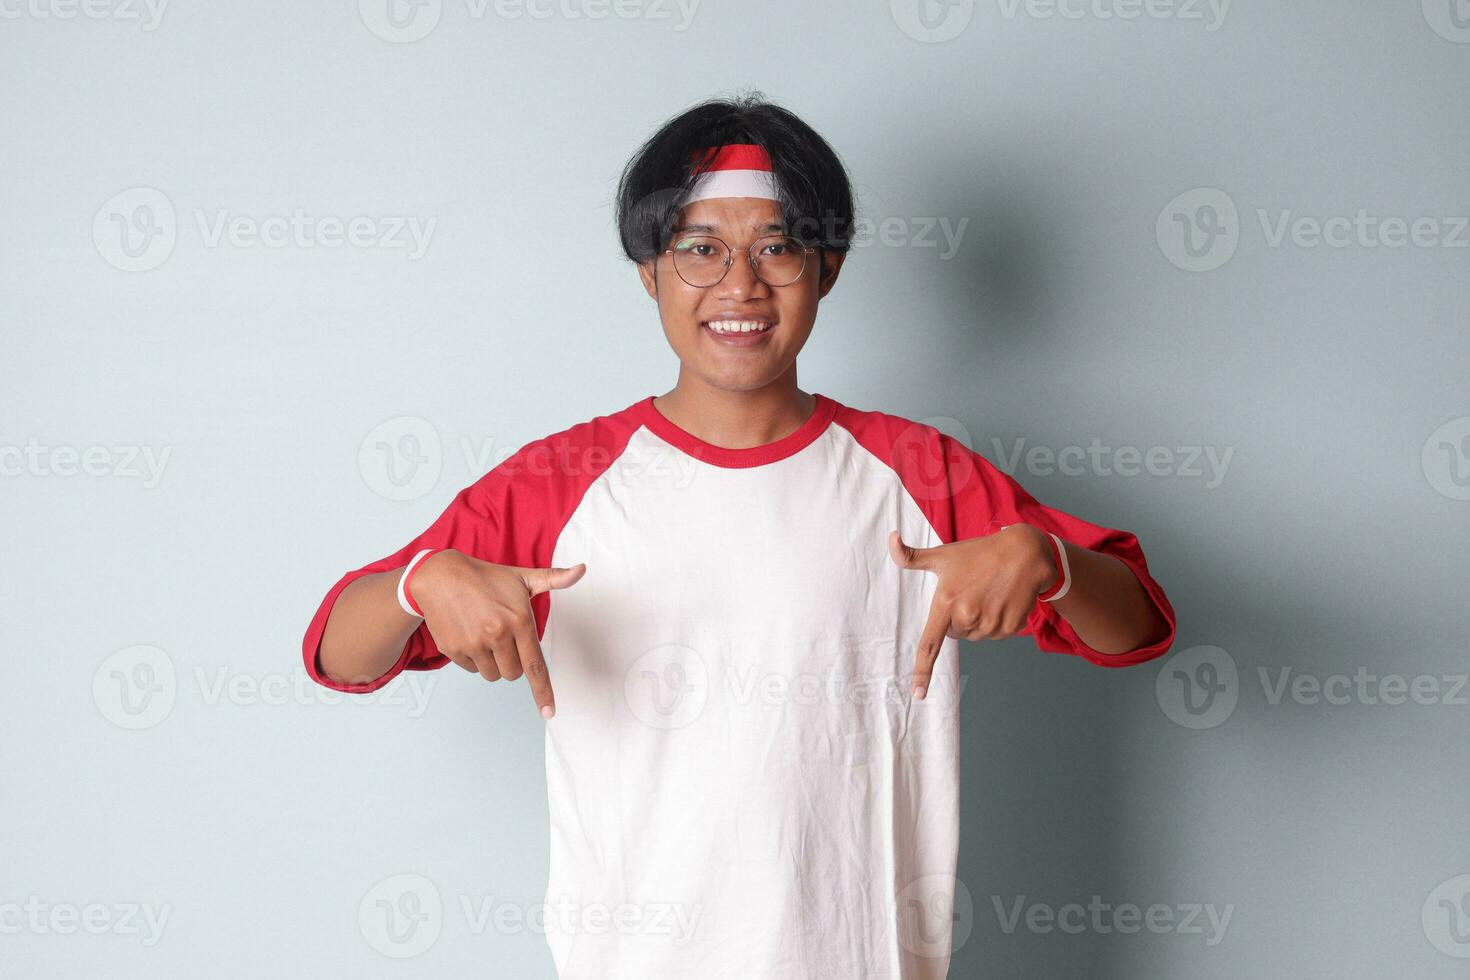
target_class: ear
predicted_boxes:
[636,257,659,301]
[816,249,846,299]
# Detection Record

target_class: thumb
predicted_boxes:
[888,529,940,572]
[521,563,587,596]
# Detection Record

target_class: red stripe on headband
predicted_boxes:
[690,143,774,174]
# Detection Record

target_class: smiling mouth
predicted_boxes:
[702,319,774,336]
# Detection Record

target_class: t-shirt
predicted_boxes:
[303,391,1175,979]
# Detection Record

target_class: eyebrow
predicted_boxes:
[671,222,788,235]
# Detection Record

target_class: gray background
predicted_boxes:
[3,0,1468,976]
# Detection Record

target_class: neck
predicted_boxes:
[653,372,814,450]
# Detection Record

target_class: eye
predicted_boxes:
[759,237,797,256]
[673,238,718,257]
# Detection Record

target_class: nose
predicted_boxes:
[713,247,771,301]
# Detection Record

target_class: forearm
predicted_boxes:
[1049,542,1170,655]
[317,569,424,686]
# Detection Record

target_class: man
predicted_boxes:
[303,95,1174,979]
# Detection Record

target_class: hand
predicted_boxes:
[888,525,1057,700]
[409,549,586,718]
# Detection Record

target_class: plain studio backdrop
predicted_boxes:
[3,1,1467,977]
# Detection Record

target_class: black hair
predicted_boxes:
[614,92,855,264]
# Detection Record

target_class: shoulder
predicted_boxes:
[459,397,648,507]
[826,394,972,467]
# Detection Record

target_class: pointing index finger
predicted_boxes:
[513,614,556,720]
[911,590,951,701]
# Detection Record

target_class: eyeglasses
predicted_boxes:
[663,234,815,288]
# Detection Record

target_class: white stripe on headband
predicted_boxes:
[684,168,781,203]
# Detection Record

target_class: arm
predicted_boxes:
[316,569,424,689]
[311,548,585,716]
[1049,537,1173,656]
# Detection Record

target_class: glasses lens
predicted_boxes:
[752,236,807,286]
[670,236,728,287]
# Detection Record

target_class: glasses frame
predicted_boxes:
[662,233,817,288]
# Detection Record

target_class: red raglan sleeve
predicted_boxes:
[300,454,549,694]
[936,432,1177,668]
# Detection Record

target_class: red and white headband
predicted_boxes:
[685,143,780,203]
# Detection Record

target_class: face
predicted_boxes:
[637,196,844,394]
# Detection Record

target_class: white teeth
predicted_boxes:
[706,320,771,334]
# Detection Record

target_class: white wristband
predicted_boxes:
[1042,532,1072,602]
[999,524,1071,602]
[396,548,436,618]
